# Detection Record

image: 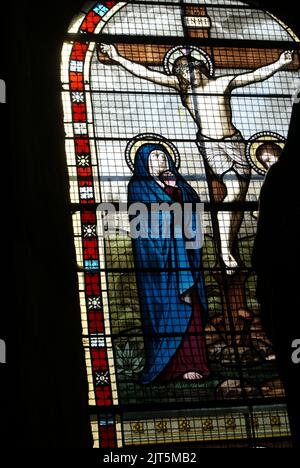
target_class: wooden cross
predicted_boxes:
[99,6,299,70]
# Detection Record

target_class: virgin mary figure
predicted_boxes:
[128,143,210,384]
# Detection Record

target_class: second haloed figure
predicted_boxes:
[256,143,282,171]
[128,143,210,384]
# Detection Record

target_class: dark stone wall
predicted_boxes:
[6,0,93,449]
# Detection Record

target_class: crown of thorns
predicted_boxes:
[173,59,208,74]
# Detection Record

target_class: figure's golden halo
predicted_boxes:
[246,132,286,175]
[125,134,181,172]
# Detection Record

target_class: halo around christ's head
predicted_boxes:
[163,45,214,77]
[246,132,286,175]
[125,134,181,173]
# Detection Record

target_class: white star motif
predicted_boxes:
[88,297,101,309]
[84,225,97,238]
[72,92,84,103]
[95,371,109,386]
[77,154,90,167]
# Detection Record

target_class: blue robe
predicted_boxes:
[128,144,208,384]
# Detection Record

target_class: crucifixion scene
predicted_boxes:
[86,0,300,405]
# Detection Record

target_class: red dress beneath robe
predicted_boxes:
[155,184,210,382]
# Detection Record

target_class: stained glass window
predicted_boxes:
[61,0,300,448]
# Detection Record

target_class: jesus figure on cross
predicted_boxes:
[99,44,293,273]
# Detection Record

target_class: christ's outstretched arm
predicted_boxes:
[228,51,294,90]
[98,44,180,89]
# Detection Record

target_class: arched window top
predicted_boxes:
[62,0,300,449]
[67,0,299,39]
